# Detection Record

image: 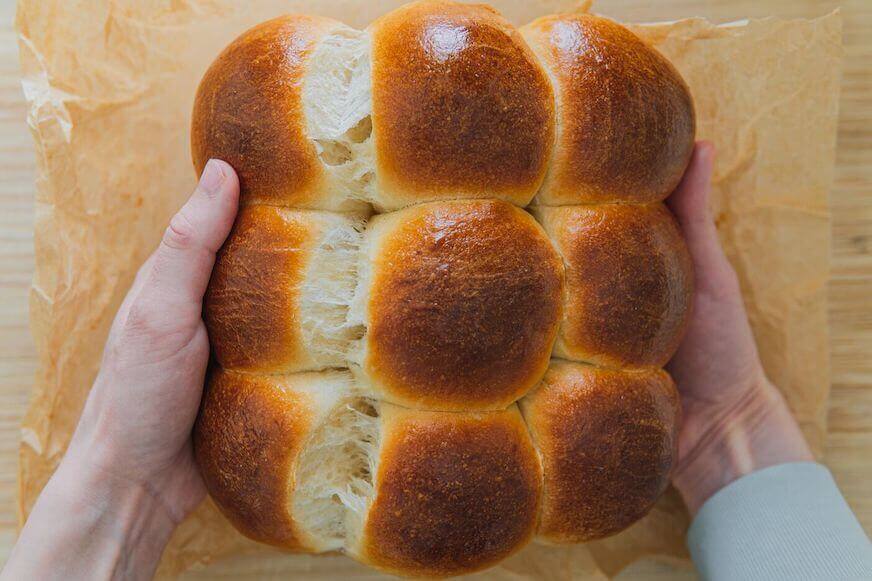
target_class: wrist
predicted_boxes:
[673,379,813,515]
[47,442,176,577]
[5,445,176,581]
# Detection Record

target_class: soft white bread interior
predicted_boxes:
[299,209,367,367]
[302,24,375,205]
[293,395,381,552]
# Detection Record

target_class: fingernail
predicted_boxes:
[199,159,225,194]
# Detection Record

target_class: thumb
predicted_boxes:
[136,159,240,321]
[666,142,736,296]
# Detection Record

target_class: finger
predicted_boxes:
[667,142,716,252]
[126,254,157,301]
[141,159,240,312]
[666,142,736,292]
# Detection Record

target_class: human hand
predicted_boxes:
[666,143,812,514]
[3,160,239,580]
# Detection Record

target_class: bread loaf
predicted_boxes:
[192,1,694,576]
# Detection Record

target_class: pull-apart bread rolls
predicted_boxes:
[192,1,555,212]
[195,368,541,576]
[347,404,541,576]
[369,1,554,209]
[192,0,695,576]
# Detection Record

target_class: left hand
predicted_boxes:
[3,159,239,581]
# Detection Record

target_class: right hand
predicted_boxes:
[666,142,813,514]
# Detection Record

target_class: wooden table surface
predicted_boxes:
[0,0,869,578]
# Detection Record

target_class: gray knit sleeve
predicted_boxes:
[688,462,872,580]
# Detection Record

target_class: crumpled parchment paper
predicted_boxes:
[15,0,842,578]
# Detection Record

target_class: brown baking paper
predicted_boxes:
[15,0,841,578]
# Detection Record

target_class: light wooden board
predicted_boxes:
[0,0,868,578]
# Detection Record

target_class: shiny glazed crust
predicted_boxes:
[522,13,695,205]
[204,206,315,373]
[519,361,680,542]
[361,200,564,410]
[534,203,693,368]
[353,404,542,576]
[369,0,554,209]
[191,15,345,210]
[193,368,314,550]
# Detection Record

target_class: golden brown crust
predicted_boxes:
[204,205,313,373]
[363,200,564,410]
[534,203,693,368]
[193,368,314,550]
[520,361,680,543]
[370,0,554,209]
[357,404,541,576]
[191,15,337,209]
[522,14,695,204]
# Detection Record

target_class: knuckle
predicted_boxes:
[162,212,198,251]
[112,298,204,365]
[123,298,163,340]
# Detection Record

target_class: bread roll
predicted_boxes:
[368,0,554,210]
[204,205,363,373]
[347,403,541,576]
[352,199,564,410]
[191,15,372,211]
[522,14,695,205]
[193,367,360,552]
[519,360,680,543]
[533,203,693,368]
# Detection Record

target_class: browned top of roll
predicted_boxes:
[523,13,695,204]
[204,205,312,373]
[370,0,554,208]
[364,200,564,410]
[358,404,541,576]
[191,15,333,208]
[520,361,680,543]
[536,203,693,368]
[194,368,313,549]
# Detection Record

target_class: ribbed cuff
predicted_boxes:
[688,462,872,580]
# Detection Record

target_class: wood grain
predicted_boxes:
[0,0,869,579]
[0,0,36,564]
